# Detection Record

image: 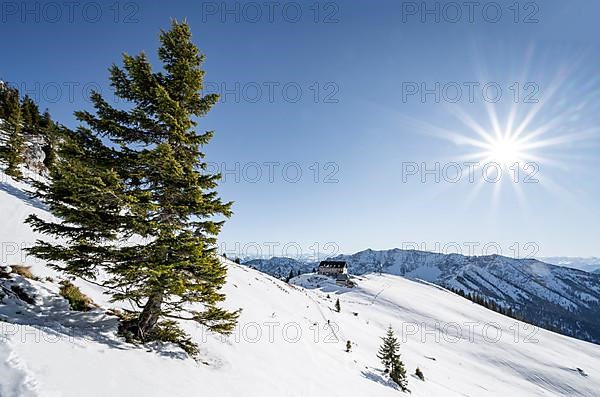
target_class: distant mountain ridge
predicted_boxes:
[538,256,600,273]
[243,248,600,344]
[243,257,317,279]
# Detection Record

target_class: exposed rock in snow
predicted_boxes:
[22,133,47,177]
[0,116,49,178]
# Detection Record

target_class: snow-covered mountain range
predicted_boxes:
[244,249,600,345]
[244,256,317,278]
[539,257,600,273]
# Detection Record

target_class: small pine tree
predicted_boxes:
[38,110,61,172]
[0,85,25,179]
[335,298,341,312]
[377,326,408,391]
[3,123,25,179]
[20,95,41,132]
[285,269,295,282]
[345,340,352,352]
[377,326,399,373]
[415,367,424,381]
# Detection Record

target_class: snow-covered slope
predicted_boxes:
[247,249,600,344]
[1,171,600,396]
[331,249,600,343]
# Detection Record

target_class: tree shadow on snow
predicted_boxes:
[0,276,189,360]
[0,182,47,211]
[0,276,126,350]
[361,368,402,391]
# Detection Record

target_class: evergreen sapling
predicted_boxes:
[377,326,408,391]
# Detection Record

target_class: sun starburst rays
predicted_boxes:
[405,70,596,209]
[391,46,600,216]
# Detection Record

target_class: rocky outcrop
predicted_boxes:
[23,133,48,176]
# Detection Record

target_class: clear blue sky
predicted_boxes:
[2,0,599,258]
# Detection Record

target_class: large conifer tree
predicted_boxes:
[27,20,239,344]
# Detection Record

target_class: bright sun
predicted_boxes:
[487,137,524,166]
[415,57,599,204]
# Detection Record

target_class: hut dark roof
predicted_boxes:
[319,261,347,269]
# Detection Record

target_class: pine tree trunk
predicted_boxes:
[137,291,163,340]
